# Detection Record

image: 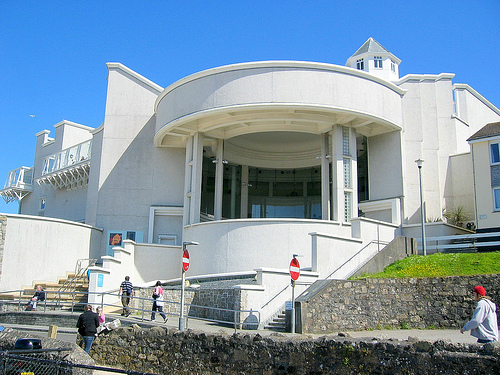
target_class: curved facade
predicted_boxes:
[155,61,404,148]
[154,61,405,233]
[2,38,500,303]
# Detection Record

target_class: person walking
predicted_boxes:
[76,304,99,354]
[119,276,134,317]
[460,285,499,343]
[151,281,167,323]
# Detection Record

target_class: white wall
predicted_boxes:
[0,214,102,291]
[470,140,500,230]
[155,61,404,136]
[444,152,475,221]
[182,219,352,276]
[398,75,456,224]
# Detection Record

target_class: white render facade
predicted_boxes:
[2,38,500,304]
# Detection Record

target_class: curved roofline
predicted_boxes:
[153,102,402,147]
[154,60,407,113]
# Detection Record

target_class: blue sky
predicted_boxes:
[1,1,499,214]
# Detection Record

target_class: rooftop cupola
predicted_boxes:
[346,37,401,82]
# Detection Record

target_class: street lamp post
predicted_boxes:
[179,241,199,331]
[415,159,427,256]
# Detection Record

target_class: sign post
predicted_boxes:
[179,241,198,331]
[289,255,300,334]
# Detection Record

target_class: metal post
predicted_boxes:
[179,241,199,331]
[291,279,296,334]
[416,159,427,256]
[179,268,186,331]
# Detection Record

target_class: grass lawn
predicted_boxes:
[353,251,500,279]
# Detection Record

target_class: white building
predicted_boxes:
[2,38,500,319]
[468,122,500,232]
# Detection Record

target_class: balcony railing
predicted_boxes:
[41,139,92,176]
[36,140,92,190]
[0,167,34,203]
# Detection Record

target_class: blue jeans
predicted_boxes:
[151,301,166,321]
[83,335,95,353]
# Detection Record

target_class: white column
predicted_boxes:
[230,166,237,219]
[330,126,344,222]
[214,139,224,220]
[241,165,249,219]
[350,127,358,219]
[183,133,204,226]
[320,133,331,220]
[190,132,204,224]
[182,136,194,226]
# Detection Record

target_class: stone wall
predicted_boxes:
[135,286,244,324]
[297,274,500,333]
[90,325,499,374]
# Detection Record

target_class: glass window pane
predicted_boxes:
[494,189,500,210]
[491,143,500,164]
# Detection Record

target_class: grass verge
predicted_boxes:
[352,251,500,279]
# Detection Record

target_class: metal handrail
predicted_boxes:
[325,239,389,280]
[415,231,500,252]
[56,258,97,306]
[261,284,290,309]
[0,289,260,332]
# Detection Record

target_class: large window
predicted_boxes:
[357,135,369,201]
[374,56,382,68]
[248,167,321,219]
[491,143,500,164]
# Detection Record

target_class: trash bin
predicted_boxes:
[14,338,42,350]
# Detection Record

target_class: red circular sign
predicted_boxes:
[289,258,300,280]
[182,249,190,271]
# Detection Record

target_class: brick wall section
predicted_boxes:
[298,274,500,334]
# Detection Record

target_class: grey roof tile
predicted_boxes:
[351,37,389,57]
[467,122,500,141]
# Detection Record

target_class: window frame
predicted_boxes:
[493,187,500,211]
[39,197,46,211]
[374,56,383,69]
[356,58,364,70]
[490,142,500,165]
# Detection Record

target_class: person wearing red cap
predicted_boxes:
[460,286,499,343]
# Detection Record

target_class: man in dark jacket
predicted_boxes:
[27,285,45,310]
[76,304,99,353]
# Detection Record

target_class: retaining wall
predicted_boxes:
[297,274,500,333]
[90,325,499,374]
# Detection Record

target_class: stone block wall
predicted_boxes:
[298,274,500,334]
[89,326,499,374]
[135,286,243,324]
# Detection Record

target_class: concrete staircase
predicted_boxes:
[32,271,90,310]
[0,272,89,311]
[264,309,286,332]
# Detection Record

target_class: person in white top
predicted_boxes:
[151,281,168,323]
[460,285,499,343]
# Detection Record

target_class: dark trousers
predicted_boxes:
[151,300,166,321]
[121,294,131,315]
